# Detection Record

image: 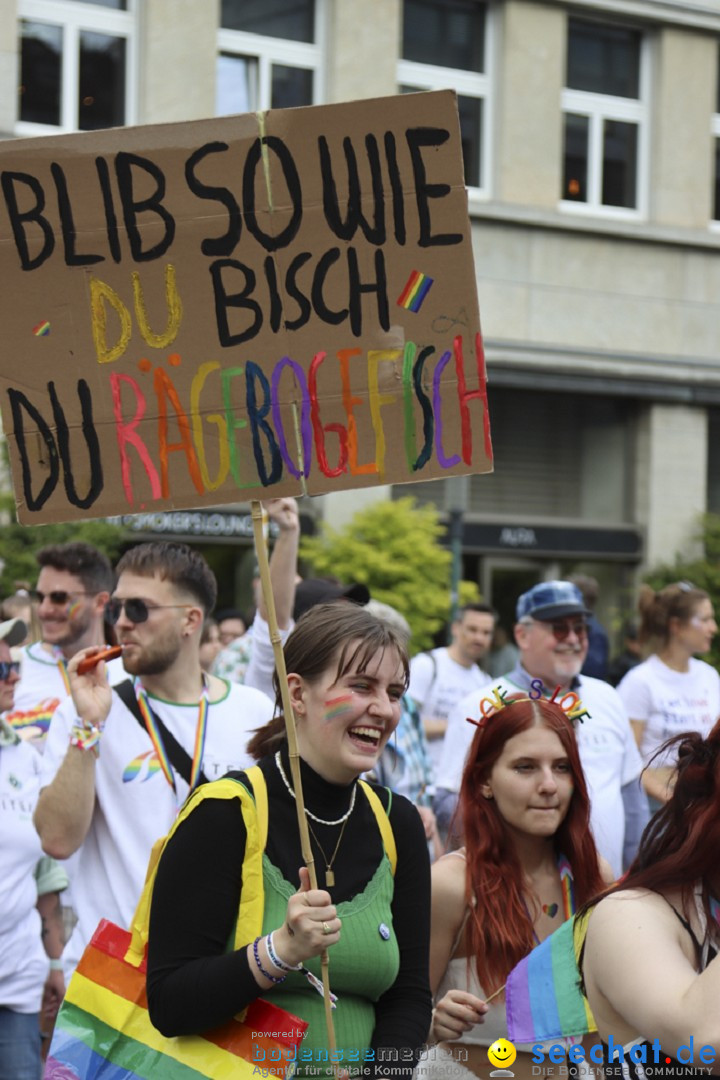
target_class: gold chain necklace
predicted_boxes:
[306,816,351,888]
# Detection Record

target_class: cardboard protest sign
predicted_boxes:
[0,90,492,524]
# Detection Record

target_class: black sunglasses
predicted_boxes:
[31,589,92,606]
[105,597,194,625]
[0,661,21,680]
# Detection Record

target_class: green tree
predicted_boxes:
[300,496,479,653]
[0,494,126,598]
[643,513,720,669]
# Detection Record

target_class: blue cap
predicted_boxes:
[516,581,590,622]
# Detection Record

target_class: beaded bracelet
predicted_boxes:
[266,932,302,973]
[70,722,102,757]
[258,933,338,1007]
[252,936,286,984]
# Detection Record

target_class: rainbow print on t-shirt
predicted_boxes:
[6,699,61,739]
[122,750,162,784]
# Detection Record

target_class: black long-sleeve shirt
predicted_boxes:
[146,748,432,1077]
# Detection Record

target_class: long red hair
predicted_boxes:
[459,695,604,996]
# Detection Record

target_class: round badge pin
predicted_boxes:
[378,923,390,940]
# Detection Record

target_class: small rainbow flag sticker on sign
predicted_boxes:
[397,270,433,313]
[32,320,51,337]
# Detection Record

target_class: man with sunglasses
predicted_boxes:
[435,581,647,877]
[34,541,273,981]
[7,543,115,747]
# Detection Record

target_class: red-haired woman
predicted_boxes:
[427,695,612,1080]
[618,582,719,810]
[581,724,720,1073]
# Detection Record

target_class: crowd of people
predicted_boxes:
[1,497,719,1079]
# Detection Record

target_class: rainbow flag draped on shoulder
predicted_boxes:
[45,919,306,1079]
[505,912,596,1044]
[46,771,307,1080]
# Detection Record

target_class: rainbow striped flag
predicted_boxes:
[32,320,51,336]
[397,270,433,312]
[46,919,307,1080]
[505,913,596,1043]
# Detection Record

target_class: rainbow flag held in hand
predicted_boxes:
[505,912,597,1043]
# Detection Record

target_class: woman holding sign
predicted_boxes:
[426,693,610,1080]
[146,603,432,1078]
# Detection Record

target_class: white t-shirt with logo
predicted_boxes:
[438,673,642,878]
[41,678,273,976]
[0,735,48,1012]
[9,643,126,746]
[408,648,491,769]
[8,643,69,744]
[617,654,720,768]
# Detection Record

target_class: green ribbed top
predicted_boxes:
[260,852,399,1077]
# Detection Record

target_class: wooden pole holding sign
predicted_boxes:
[250,499,338,1059]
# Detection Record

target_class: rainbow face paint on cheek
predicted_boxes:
[67,600,83,619]
[323,693,355,722]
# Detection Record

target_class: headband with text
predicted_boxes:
[466,679,591,730]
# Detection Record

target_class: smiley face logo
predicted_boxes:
[487,1039,517,1070]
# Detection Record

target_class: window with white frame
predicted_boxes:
[562,18,647,215]
[712,47,720,222]
[217,0,322,115]
[18,0,135,134]
[398,0,490,192]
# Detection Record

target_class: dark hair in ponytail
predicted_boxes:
[637,582,709,651]
[246,603,409,760]
[580,719,720,926]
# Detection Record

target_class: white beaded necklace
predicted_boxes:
[275,751,357,826]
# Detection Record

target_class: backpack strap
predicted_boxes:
[423,650,438,701]
[233,767,267,950]
[125,770,392,972]
[359,780,396,876]
[125,766,267,966]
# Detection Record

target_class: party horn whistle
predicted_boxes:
[77,645,124,674]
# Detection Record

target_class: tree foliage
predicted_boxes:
[0,494,126,598]
[643,513,720,669]
[300,496,479,653]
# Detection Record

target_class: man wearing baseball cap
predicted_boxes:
[435,580,648,877]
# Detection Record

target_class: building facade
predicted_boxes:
[2,0,720,631]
